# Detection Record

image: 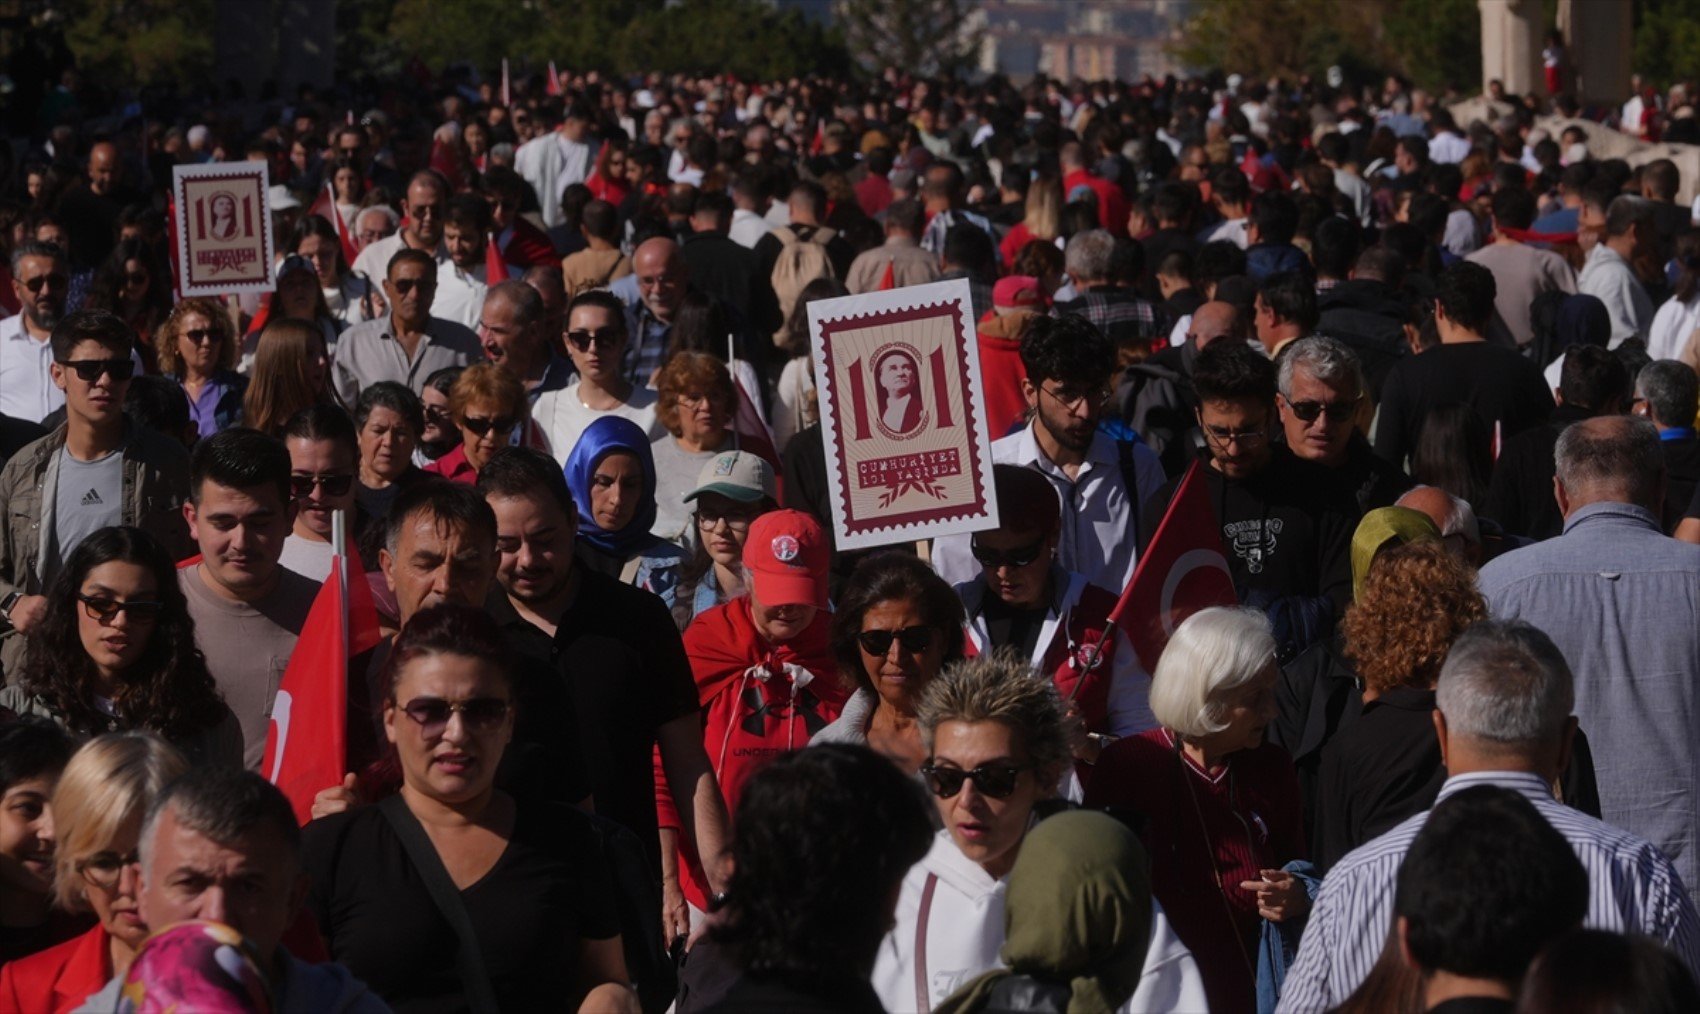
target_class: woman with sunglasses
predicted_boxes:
[564,416,688,608]
[670,450,780,630]
[875,654,1207,1012]
[0,733,187,1014]
[0,527,241,768]
[242,317,336,436]
[814,553,966,774]
[84,239,171,372]
[658,509,845,948]
[423,362,527,485]
[155,298,245,442]
[1083,606,1306,1014]
[533,290,661,462]
[959,466,1151,760]
[301,604,637,1013]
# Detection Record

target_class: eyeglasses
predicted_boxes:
[390,277,433,294]
[566,328,623,351]
[19,273,68,294]
[696,505,760,531]
[182,328,221,345]
[396,696,511,737]
[78,850,140,890]
[59,359,136,383]
[78,595,163,624]
[1202,424,1268,447]
[462,415,515,437]
[920,761,1030,800]
[1281,395,1360,424]
[856,626,937,657]
[1039,382,1112,412]
[288,473,355,498]
[970,537,1047,569]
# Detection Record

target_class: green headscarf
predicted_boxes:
[1350,506,1440,600]
[936,811,1154,1014]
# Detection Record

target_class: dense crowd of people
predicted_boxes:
[0,39,1699,1012]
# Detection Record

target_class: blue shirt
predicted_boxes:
[609,273,671,386]
[1478,501,1700,906]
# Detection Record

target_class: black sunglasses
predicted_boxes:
[78,594,163,624]
[970,537,1046,569]
[566,328,623,351]
[396,696,511,736]
[20,273,67,294]
[182,328,221,345]
[289,473,355,498]
[856,625,937,656]
[920,761,1030,800]
[1282,395,1359,424]
[60,359,135,383]
[390,277,433,294]
[462,415,515,437]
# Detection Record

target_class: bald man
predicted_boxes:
[608,237,690,384]
[352,171,450,281]
[86,141,121,198]
[1396,485,1484,565]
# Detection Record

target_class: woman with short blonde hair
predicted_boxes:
[1084,606,1307,1013]
[0,733,187,1011]
[650,352,738,545]
[422,362,528,484]
[156,297,244,441]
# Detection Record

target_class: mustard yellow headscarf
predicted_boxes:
[1350,506,1440,599]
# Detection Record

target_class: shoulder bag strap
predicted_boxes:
[380,794,502,1014]
[913,872,939,1013]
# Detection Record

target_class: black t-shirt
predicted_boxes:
[302,800,619,1014]
[1144,446,1358,613]
[1484,406,1589,540]
[1372,340,1554,469]
[981,592,1047,660]
[488,569,700,874]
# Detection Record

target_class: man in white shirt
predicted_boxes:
[514,100,595,229]
[0,242,69,424]
[1425,109,1471,164]
[428,194,491,330]
[932,315,1163,593]
[1579,195,1656,347]
[729,171,773,250]
[351,171,448,282]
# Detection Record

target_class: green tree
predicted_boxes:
[616,0,851,80]
[1633,0,1700,86]
[834,0,980,77]
[61,0,215,88]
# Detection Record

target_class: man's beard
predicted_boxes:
[27,304,60,331]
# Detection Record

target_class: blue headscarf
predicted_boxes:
[564,416,661,558]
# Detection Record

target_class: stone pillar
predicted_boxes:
[1478,0,1544,97]
[1557,0,1632,107]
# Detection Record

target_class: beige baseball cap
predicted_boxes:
[683,450,777,504]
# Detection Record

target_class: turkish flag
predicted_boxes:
[877,260,896,291]
[1107,461,1238,671]
[485,236,511,284]
[546,61,563,97]
[309,181,360,264]
[260,552,382,824]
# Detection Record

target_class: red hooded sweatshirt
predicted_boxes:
[654,597,847,910]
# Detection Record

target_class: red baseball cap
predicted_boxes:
[993,275,1043,310]
[744,509,829,608]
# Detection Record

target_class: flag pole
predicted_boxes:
[332,509,348,676]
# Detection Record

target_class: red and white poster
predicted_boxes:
[171,161,274,297]
[809,278,998,550]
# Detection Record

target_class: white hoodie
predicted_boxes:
[872,830,1210,1013]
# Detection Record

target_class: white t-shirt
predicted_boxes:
[277,534,335,583]
[531,381,663,463]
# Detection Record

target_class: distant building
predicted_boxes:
[977,0,1192,82]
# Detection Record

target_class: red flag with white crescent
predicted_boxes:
[1107,461,1238,671]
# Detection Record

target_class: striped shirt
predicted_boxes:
[1277,770,1700,1013]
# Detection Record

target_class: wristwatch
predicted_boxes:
[0,592,20,632]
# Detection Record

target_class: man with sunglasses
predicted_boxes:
[534,290,662,460]
[1144,341,1357,663]
[180,428,319,770]
[2,242,72,424]
[350,170,449,283]
[332,248,480,408]
[1277,336,1412,514]
[0,310,191,676]
[932,314,1164,596]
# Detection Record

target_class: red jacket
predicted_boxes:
[499,218,559,271]
[656,598,846,909]
[976,310,1038,439]
[0,924,109,1014]
[1064,169,1129,237]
